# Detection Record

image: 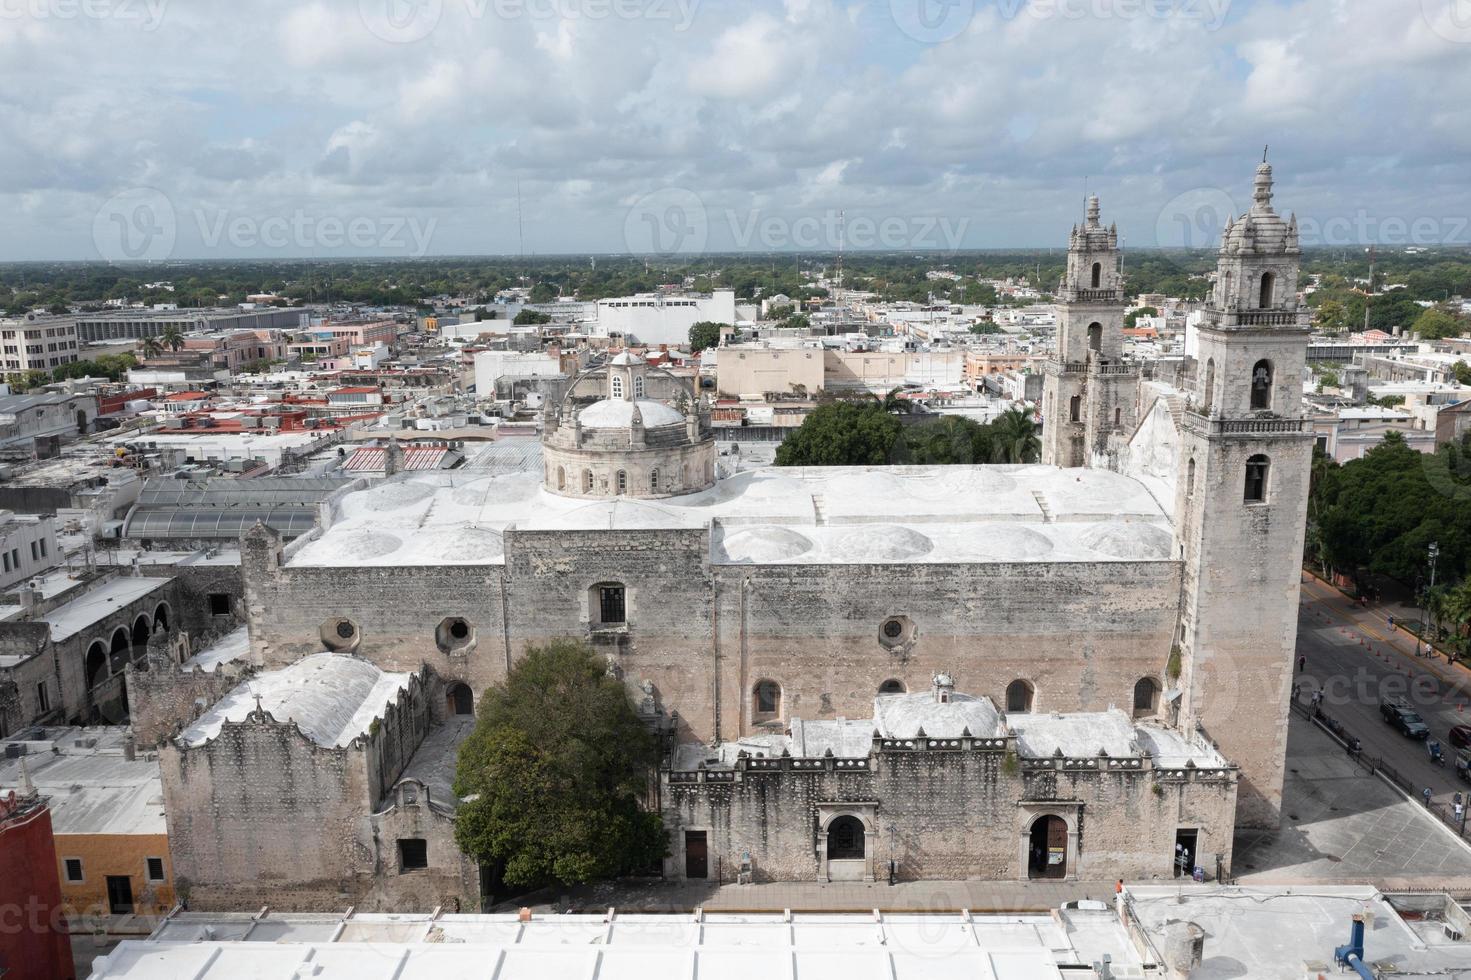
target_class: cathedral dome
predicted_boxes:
[579,398,685,429]
[1220,162,1296,254]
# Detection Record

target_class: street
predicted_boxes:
[1296,573,1471,811]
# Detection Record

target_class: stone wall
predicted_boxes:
[366,784,478,912]
[663,743,1237,883]
[128,633,254,748]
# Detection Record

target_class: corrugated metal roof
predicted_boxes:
[343,446,449,472]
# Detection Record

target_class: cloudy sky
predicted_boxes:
[2,0,1469,259]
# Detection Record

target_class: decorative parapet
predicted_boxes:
[1022,754,1148,774]
[1180,412,1310,436]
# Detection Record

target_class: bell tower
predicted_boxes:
[1173,159,1312,829]
[1042,196,1138,467]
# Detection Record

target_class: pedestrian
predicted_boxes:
[1298,655,1306,673]
[1389,614,1395,630]
[1311,689,1323,708]
[1455,792,1462,808]
[1456,802,1465,825]
[1425,787,1435,806]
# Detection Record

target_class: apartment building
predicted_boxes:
[1,313,80,376]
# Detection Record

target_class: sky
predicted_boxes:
[2,0,1470,260]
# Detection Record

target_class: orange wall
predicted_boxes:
[56,834,174,917]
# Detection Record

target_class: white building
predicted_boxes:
[473,351,565,395]
[594,290,737,347]
[1,312,81,377]
[0,512,60,590]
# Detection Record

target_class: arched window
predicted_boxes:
[616,470,628,495]
[131,614,151,647]
[1186,457,1196,498]
[1069,395,1081,423]
[753,679,781,719]
[1090,262,1101,289]
[1087,322,1102,352]
[611,374,624,399]
[153,603,170,632]
[634,375,645,399]
[650,469,659,493]
[86,641,108,689]
[1250,359,1273,411]
[1245,454,1270,503]
[1114,407,1121,427]
[1202,359,1216,413]
[556,466,566,490]
[1258,272,1275,309]
[109,626,130,672]
[878,679,906,695]
[1006,680,1034,714]
[1133,677,1160,718]
[582,469,593,494]
[827,816,865,860]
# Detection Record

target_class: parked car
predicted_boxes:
[1450,725,1471,749]
[1381,698,1431,739]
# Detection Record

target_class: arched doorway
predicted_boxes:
[132,614,151,648]
[153,603,170,632]
[446,682,474,716]
[1028,815,1068,880]
[827,816,865,860]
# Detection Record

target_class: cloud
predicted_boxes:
[0,0,1467,257]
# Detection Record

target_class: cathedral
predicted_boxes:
[137,161,1310,906]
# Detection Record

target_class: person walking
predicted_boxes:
[1425,787,1435,807]
[1298,655,1306,673]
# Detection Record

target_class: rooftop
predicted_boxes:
[287,466,1174,569]
[39,574,172,643]
[179,654,412,749]
[0,727,164,835]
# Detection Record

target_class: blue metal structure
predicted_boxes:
[1333,915,1375,980]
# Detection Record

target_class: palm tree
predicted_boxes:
[881,387,917,415]
[1444,581,1471,664]
[140,336,163,359]
[988,407,1041,464]
[159,325,185,353]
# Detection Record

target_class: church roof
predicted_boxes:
[1220,162,1297,254]
[287,465,1174,569]
[579,397,684,428]
[608,352,646,366]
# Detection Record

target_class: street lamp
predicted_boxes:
[1421,543,1440,657]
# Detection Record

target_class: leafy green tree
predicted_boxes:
[1414,307,1468,341]
[986,407,1041,463]
[779,313,810,331]
[453,641,666,890]
[775,402,903,466]
[159,325,186,352]
[1313,298,1349,334]
[969,322,1003,335]
[513,309,552,326]
[961,281,998,306]
[1124,306,1159,329]
[1455,361,1471,387]
[688,321,726,353]
[893,415,992,464]
[529,282,557,304]
[4,369,52,393]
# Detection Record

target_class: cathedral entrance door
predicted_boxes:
[1028,816,1068,880]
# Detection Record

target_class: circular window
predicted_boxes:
[882,620,904,639]
[449,620,470,640]
[335,621,356,640]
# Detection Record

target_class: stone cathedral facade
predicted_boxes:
[138,161,1309,906]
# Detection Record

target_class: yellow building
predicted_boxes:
[0,727,174,918]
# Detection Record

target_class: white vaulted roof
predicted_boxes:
[579,398,684,428]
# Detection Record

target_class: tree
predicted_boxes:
[961,281,998,306]
[1456,361,1471,387]
[1124,306,1159,329]
[775,402,903,466]
[1413,307,1468,341]
[4,369,51,393]
[969,322,1003,335]
[159,325,185,352]
[513,309,552,326]
[779,313,810,331]
[1313,298,1349,335]
[141,336,163,359]
[529,282,557,304]
[453,641,666,891]
[688,321,725,353]
[986,407,1041,464]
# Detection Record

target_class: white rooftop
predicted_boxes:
[89,909,1135,979]
[181,626,249,672]
[40,574,172,642]
[287,465,1174,569]
[180,654,412,749]
[0,727,165,835]
[579,397,685,428]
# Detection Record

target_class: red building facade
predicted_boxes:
[0,791,76,980]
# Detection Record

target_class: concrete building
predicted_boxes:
[0,726,175,918]
[71,308,303,345]
[473,350,565,396]
[594,290,736,347]
[0,512,60,590]
[0,389,100,449]
[0,312,81,377]
[0,790,75,980]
